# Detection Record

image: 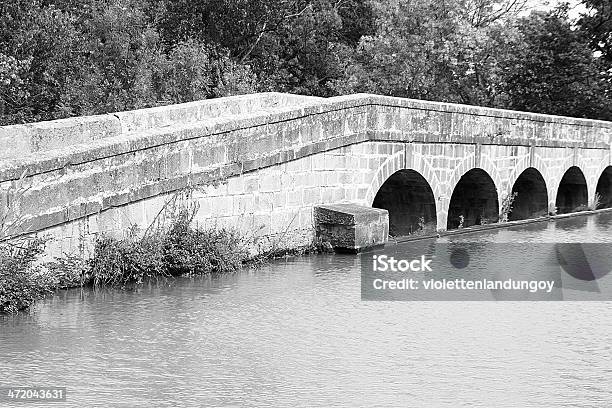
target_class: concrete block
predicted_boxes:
[232,194,253,215]
[254,193,274,212]
[314,203,388,252]
[244,176,260,193]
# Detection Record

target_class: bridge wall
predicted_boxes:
[1,93,611,257]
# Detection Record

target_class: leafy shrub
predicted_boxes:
[44,255,89,288]
[499,191,518,222]
[0,238,53,314]
[89,233,166,288]
[1,207,251,311]
[163,213,247,275]
[89,211,248,286]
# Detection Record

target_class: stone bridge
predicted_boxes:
[1,93,611,255]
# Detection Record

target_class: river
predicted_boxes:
[1,213,612,407]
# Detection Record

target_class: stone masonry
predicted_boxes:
[314,204,389,252]
[0,92,611,257]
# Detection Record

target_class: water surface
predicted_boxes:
[2,213,612,407]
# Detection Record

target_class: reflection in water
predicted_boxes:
[1,213,612,407]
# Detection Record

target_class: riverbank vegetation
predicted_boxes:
[0,204,325,313]
[89,210,247,287]
[0,238,50,314]
[1,0,610,125]
[0,210,256,313]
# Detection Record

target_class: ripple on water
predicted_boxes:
[1,213,612,407]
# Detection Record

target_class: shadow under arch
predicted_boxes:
[595,166,612,209]
[372,169,436,236]
[508,167,549,220]
[447,168,499,230]
[556,166,588,214]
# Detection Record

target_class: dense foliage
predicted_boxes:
[90,211,247,287]
[0,239,51,313]
[0,211,249,313]
[0,0,610,125]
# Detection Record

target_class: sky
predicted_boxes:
[524,0,588,19]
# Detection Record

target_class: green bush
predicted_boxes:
[0,238,53,314]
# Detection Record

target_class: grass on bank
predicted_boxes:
[90,210,247,287]
[0,210,253,314]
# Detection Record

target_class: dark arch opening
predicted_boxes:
[372,170,436,236]
[447,168,499,230]
[555,166,588,214]
[595,166,612,209]
[508,168,548,221]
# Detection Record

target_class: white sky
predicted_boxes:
[523,0,588,19]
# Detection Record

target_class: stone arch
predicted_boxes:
[365,147,440,207]
[595,166,612,209]
[441,155,502,228]
[479,154,506,205]
[372,169,437,236]
[365,149,405,206]
[508,167,548,220]
[546,153,577,214]
[555,166,588,214]
[446,154,504,205]
[447,168,499,229]
[504,150,550,198]
[587,153,612,208]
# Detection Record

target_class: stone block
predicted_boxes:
[314,203,388,253]
[227,177,245,195]
[303,187,321,205]
[286,188,303,207]
[0,125,32,158]
[29,114,121,153]
[259,173,281,192]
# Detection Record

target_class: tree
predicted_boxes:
[1,0,609,125]
[0,0,260,123]
[153,40,258,104]
[153,0,376,95]
[579,0,612,64]
[0,1,83,123]
[500,9,611,120]
[59,0,163,114]
[330,0,524,105]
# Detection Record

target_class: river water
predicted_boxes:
[2,213,612,407]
